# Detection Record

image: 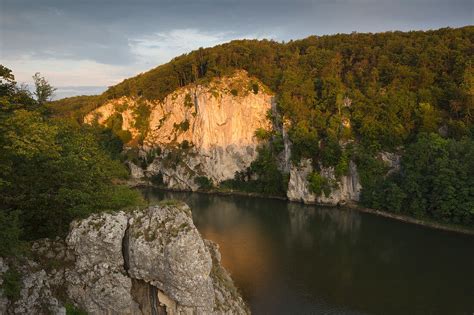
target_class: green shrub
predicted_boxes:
[174,120,190,132]
[105,113,132,143]
[254,128,271,141]
[195,176,214,190]
[133,101,151,140]
[221,145,287,196]
[1,267,21,301]
[65,303,88,315]
[184,93,194,107]
[307,172,332,197]
[180,140,191,150]
[251,82,259,94]
[0,211,23,257]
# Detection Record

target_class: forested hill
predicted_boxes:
[53,26,473,148]
[49,26,474,226]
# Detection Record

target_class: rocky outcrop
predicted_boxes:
[287,158,361,205]
[85,70,272,190]
[378,151,401,175]
[127,204,215,311]
[0,255,66,315]
[66,212,140,314]
[0,258,9,314]
[287,159,315,204]
[0,204,249,315]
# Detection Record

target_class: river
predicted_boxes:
[142,188,474,315]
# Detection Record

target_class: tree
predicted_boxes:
[32,72,56,104]
[0,67,143,250]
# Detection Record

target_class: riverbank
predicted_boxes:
[133,181,474,236]
[346,202,474,236]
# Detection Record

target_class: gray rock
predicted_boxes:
[0,257,66,315]
[65,211,141,314]
[128,161,145,179]
[287,158,361,205]
[63,204,249,314]
[127,203,215,311]
[378,151,401,174]
[1,204,248,315]
[0,258,10,314]
[287,159,316,204]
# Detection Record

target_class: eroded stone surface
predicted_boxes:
[1,204,249,315]
[65,211,140,314]
[85,71,272,190]
[287,158,361,205]
[0,257,66,315]
[127,204,215,310]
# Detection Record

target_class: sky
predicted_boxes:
[1,0,473,99]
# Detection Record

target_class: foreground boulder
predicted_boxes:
[1,203,249,314]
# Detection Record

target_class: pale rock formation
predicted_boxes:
[65,212,140,314]
[287,158,361,205]
[0,258,10,314]
[0,256,66,315]
[127,161,145,179]
[287,159,315,204]
[127,204,215,311]
[84,71,272,190]
[0,204,249,315]
[84,99,141,138]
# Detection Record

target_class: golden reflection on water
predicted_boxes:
[198,215,276,295]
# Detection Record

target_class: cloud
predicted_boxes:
[53,86,108,100]
[128,28,276,66]
[4,55,136,87]
[4,28,276,96]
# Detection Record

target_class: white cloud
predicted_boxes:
[129,29,230,64]
[4,55,137,87]
[128,28,276,66]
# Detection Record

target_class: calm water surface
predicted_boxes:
[142,188,474,315]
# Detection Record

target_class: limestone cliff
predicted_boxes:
[83,70,371,206]
[0,203,249,315]
[287,158,361,205]
[85,70,272,190]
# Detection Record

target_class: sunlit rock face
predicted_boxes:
[85,70,272,190]
[287,158,361,205]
